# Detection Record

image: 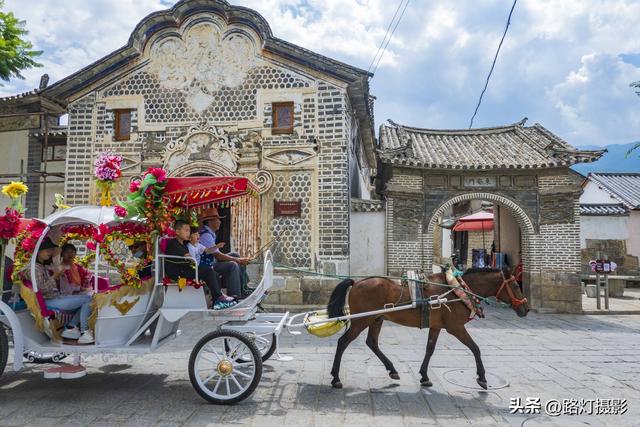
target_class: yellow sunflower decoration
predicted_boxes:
[2,181,28,213]
[2,181,28,199]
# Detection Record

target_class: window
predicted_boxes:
[114,109,132,141]
[42,142,67,162]
[271,102,294,134]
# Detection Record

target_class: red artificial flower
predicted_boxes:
[129,180,141,192]
[114,205,127,217]
[86,241,97,251]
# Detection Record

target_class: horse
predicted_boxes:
[326,268,529,389]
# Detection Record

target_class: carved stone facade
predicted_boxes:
[44,0,376,276]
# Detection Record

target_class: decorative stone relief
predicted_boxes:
[540,192,577,225]
[163,123,239,173]
[255,170,274,194]
[148,21,260,112]
[265,149,315,166]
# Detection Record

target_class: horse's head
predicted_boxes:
[463,267,530,317]
[494,268,529,317]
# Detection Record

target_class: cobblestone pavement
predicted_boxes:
[1,309,639,426]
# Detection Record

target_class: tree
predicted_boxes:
[0,1,41,82]
[627,81,640,158]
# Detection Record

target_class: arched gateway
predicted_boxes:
[377,120,604,313]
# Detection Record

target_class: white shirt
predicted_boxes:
[187,242,207,265]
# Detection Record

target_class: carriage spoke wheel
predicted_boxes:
[0,325,8,378]
[238,333,276,363]
[189,330,262,404]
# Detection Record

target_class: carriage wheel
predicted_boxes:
[254,333,277,362]
[0,325,8,378]
[189,330,262,405]
[237,333,277,363]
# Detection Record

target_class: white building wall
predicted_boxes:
[580,216,630,247]
[629,211,640,259]
[581,181,621,204]
[350,211,385,275]
[0,130,29,212]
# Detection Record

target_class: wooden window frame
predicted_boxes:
[41,141,67,162]
[114,109,132,141]
[271,102,294,135]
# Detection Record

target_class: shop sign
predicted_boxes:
[274,200,301,217]
[589,259,617,274]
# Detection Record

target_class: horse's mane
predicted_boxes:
[463,267,502,275]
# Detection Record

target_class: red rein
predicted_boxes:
[496,276,528,308]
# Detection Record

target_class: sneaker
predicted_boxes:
[213,300,238,310]
[217,295,235,303]
[61,326,81,340]
[77,331,94,345]
[59,364,87,379]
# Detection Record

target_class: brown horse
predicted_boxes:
[326,268,529,389]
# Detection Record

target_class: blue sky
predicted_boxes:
[1,0,639,148]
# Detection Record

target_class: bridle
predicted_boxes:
[495,273,528,308]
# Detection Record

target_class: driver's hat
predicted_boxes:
[200,207,226,221]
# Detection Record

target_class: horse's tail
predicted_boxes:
[327,279,354,319]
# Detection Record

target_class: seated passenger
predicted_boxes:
[129,241,153,279]
[187,228,223,266]
[198,208,251,300]
[164,220,236,310]
[23,238,94,344]
[58,243,93,295]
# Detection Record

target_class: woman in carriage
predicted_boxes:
[22,237,94,344]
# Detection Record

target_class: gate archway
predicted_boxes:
[424,192,536,290]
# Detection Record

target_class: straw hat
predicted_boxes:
[200,207,226,221]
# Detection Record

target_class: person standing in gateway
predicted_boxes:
[198,208,250,299]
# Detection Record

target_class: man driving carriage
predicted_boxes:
[198,208,251,299]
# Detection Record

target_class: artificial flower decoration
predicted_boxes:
[178,277,187,290]
[114,205,127,217]
[94,151,123,206]
[2,181,28,199]
[2,181,28,213]
[0,208,21,240]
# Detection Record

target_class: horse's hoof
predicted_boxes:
[420,379,433,387]
[331,380,343,389]
[477,378,488,390]
[389,372,400,380]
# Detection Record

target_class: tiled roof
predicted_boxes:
[580,204,629,216]
[351,198,384,212]
[378,119,605,170]
[587,173,640,209]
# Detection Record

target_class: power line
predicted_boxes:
[368,0,410,77]
[367,0,404,74]
[468,0,518,129]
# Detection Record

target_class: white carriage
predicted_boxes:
[0,176,289,405]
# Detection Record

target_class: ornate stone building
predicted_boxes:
[38,0,376,275]
[377,119,604,313]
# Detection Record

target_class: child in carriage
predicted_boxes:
[164,220,236,310]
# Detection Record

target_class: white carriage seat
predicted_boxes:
[208,253,274,317]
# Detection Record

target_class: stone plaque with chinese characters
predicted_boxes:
[274,200,301,217]
[463,176,496,188]
[0,114,40,131]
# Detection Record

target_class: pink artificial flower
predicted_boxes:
[129,180,141,192]
[86,241,97,251]
[147,167,167,183]
[114,205,127,217]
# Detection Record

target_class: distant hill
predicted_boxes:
[572,141,640,175]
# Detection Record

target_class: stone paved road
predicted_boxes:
[1,310,639,426]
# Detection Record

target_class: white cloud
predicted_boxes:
[0,0,638,147]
